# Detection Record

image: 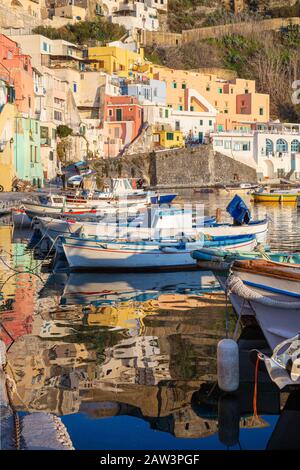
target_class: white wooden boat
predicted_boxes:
[36,209,216,245]
[22,193,147,219]
[36,207,267,247]
[199,219,268,243]
[73,178,177,205]
[227,259,300,350]
[61,234,257,270]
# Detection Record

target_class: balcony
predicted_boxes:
[41,137,51,146]
[34,84,46,96]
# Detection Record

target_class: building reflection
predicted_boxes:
[0,230,298,445]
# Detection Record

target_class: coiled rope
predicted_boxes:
[227,273,300,309]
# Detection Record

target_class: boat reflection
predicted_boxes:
[1,224,300,449]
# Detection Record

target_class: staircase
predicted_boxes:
[122,123,154,156]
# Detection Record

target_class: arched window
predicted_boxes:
[276,139,288,153]
[291,139,300,153]
[266,139,273,155]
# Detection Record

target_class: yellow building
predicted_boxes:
[0,102,16,192]
[153,130,184,149]
[87,45,146,78]
[152,65,270,131]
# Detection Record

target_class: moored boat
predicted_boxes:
[192,247,300,271]
[61,234,257,271]
[253,192,298,203]
[227,259,300,350]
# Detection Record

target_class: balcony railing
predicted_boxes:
[41,137,51,146]
[34,85,46,96]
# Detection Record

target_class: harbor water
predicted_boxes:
[1,191,300,450]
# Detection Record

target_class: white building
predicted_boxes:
[143,89,217,143]
[212,123,300,180]
[110,0,159,31]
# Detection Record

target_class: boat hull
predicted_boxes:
[229,260,300,350]
[62,236,257,270]
[253,193,298,203]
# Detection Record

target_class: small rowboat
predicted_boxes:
[227,259,300,350]
[253,192,298,203]
[192,247,300,271]
[61,234,257,270]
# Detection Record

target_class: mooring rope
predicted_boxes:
[227,273,300,309]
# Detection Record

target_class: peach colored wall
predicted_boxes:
[236,93,252,115]
[104,95,143,142]
[152,66,270,130]
[0,35,34,117]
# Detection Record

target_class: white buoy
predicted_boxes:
[217,339,239,392]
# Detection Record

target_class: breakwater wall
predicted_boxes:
[92,145,257,189]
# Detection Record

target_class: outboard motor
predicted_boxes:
[226,195,251,226]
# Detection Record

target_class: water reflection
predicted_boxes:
[1,193,300,449]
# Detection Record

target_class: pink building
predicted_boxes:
[0,34,35,117]
[103,95,143,157]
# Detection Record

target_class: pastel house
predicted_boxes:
[103,95,143,157]
[14,117,43,186]
[120,78,166,105]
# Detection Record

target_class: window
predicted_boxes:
[178,105,183,111]
[209,120,213,126]
[214,140,223,147]
[224,141,231,149]
[259,107,264,116]
[245,89,249,94]
[291,139,300,153]
[114,127,120,138]
[30,145,33,162]
[73,83,77,93]
[42,42,48,52]
[154,88,157,97]
[52,129,56,140]
[224,109,228,114]
[34,146,38,162]
[242,142,250,151]
[199,120,203,126]
[164,109,169,118]
[206,85,210,91]
[175,121,180,131]
[35,122,38,134]
[28,97,31,108]
[166,132,174,141]
[218,88,223,94]
[190,106,194,111]
[266,139,273,155]
[276,138,288,153]
[233,141,250,151]
[54,111,62,121]
[109,109,113,117]
[116,108,122,121]
[49,151,54,161]
[182,83,186,89]
[172,82,177,89]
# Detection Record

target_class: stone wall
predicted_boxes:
[149,146,257,188]
[92,145,257,188]
[141,16,300,47]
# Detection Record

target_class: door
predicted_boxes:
[116,108,122,121]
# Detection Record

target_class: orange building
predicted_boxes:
[0,34,35,117]
[152,66,270,131]
[103,95,143,157]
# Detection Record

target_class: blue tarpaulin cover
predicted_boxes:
[226,195,251,225]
